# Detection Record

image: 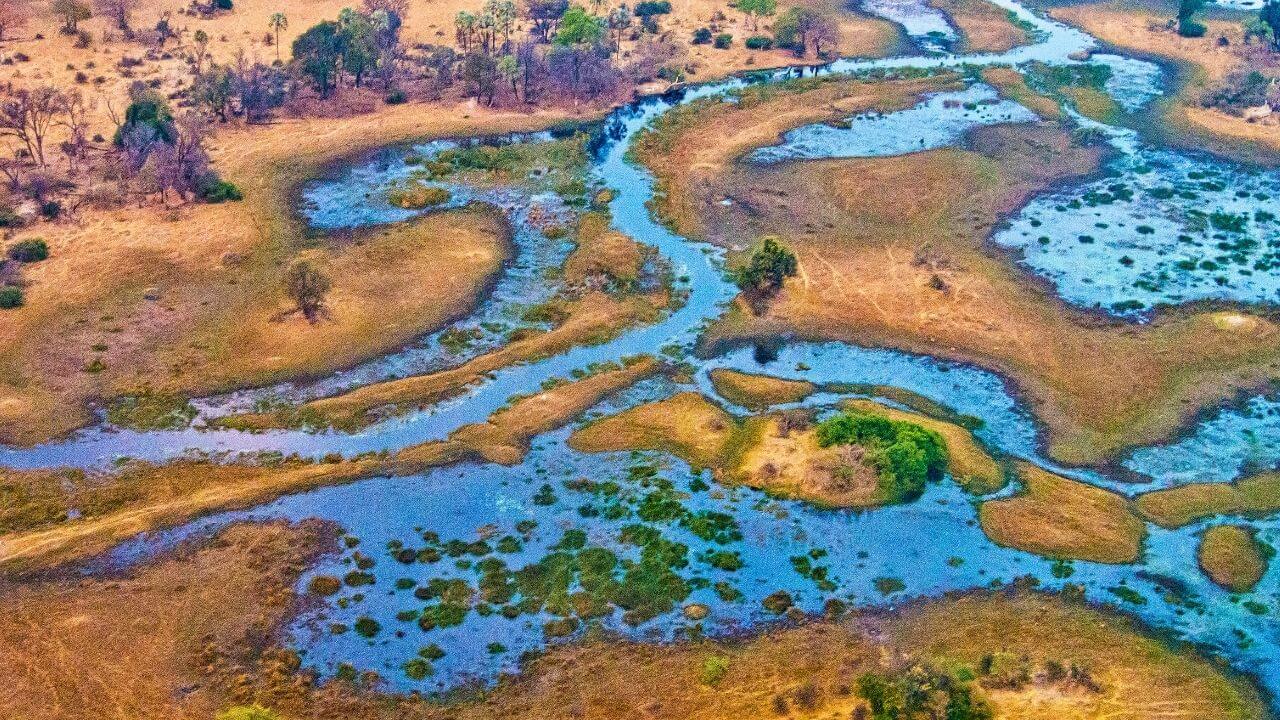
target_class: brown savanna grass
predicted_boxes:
[631,76,1280,466]
[1197,524,1269,592]
[929,0,1032,52]
[569,391,742,470]
[1047,1,1280,160]
[979,462,1146,563]
[1136,471,1280,529]
[707,368,816,409]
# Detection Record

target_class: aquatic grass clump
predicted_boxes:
[816,411,948,504]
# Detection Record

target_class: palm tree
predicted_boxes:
[268,12,287,62]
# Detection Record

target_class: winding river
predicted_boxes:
[6,0,1279,703]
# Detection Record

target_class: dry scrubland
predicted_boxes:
[0,522,1268,720]
[0,356,663,572]
[631,72,1280,466]
[1047,1,1280,160]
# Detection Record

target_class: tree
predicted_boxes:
[114,82,175,146]
[285,260,331,321]
[486,0,517,51]
[734,236,797,296]
[145,110,210,205]
[0,86,68,166]
[737,0,775,31]
[498,53,520,94]
[338,8,378,86]
[292,21,344,97]
[268,12,288,62]
[362,0,408,19]
[95,0,135,31]
[1177,0,1206,36]
[774,7,832,57]
[193,64,235,120]
[192,29,211,74]
[527,0,569,43]
[0,0,32,42]
[51,0,92,34]
[462,49,499,103]
[455,11,477,52]
[809,14,838,57]
[555,5,604,46]
[232,52,290,121]
[1261,0,1280,48]
[606,4,630,44]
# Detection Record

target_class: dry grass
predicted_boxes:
[978,462,1146,563]
[1197,524,1269,593]
[0,520,330,720]
[634,80,1280,466]
[734,414,885,506]
[568,391,740,470]
[0,106,581,447]
[707,368,816,409]
[1136,472,1280,529]
[841,398,1006,494]
[563,211,646,288]
[929,0,1032,53]
[982,66,1064,119]
[1048,2,1280,159]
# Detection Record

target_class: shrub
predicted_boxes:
[403,658,434,680]
[816,411,948,504]
[701,655,730,685]
[7,238,49,263]
[1178,18,1206,36]
[285,260,331,321]
[0,207,21,227]
[693,27,712,44]
[353,616,381,637]
[745,35,773,49]
[40,201,62,220]
[197,174,243,203]
[385,89,407,104]
[713,33,733,48]
[0,286,22,309]
[733,236,797,295]
[215,706,280,720]
[307,575,343,595]
[215,0,233,8]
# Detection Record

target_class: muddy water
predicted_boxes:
[6,0,1280,704]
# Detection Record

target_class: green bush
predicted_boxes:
[1178,18,1206,36]
[713,33,733,49]
[385,89,407,104]
[701,655,730,685]
[197,174,244,203]
[7,238,48,263]
[816,411,948,504]
[693,27,712,44]
[0,286,23,309]
[745,35,773,49]
[215,0,233,8]
[733,236,797,295]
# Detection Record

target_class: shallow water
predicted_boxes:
[748,83,1039,162]
[6,0,1280,705]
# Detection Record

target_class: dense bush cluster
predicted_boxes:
[816,411,948,504]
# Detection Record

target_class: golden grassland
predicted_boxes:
[631,76,1280,467]
[707,368,816,409]
[0,521,333,720]
[1136,471,1280,528]
[841,398,1007,494]
[1197,524,1270,592]
[929,0,1032,53]
[218,215,672,433]
[0,106,584,447]
[4,533,1270,720]
[981,66,1065,119]
[1047,1,1280,160]
[570,391,1007,505]
[978,463,1146,564]
[0,357,663,573]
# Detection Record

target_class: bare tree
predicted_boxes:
[809,15,839,58]
[363,0,408,19]
[56,89,91,173]
[95,0,135,32]
[284,260,331,322]
[0,0,32,42]
[145,110,210,205]
[0,87,68,167]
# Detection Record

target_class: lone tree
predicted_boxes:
[285,260,331,321]
[734,236,797,296]
[737,0,776,31]
[268,12,288,61]
[51,0,92,34]
[292,20,344,96]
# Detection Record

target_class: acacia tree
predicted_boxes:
[527,0,569,43]
[737,0,775,31]
[0,87,68,167]
[51,0,92,34]
[285,260,331,321]
[95,0,136,32]
[268,12,288,61]
[0,0,32,42]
